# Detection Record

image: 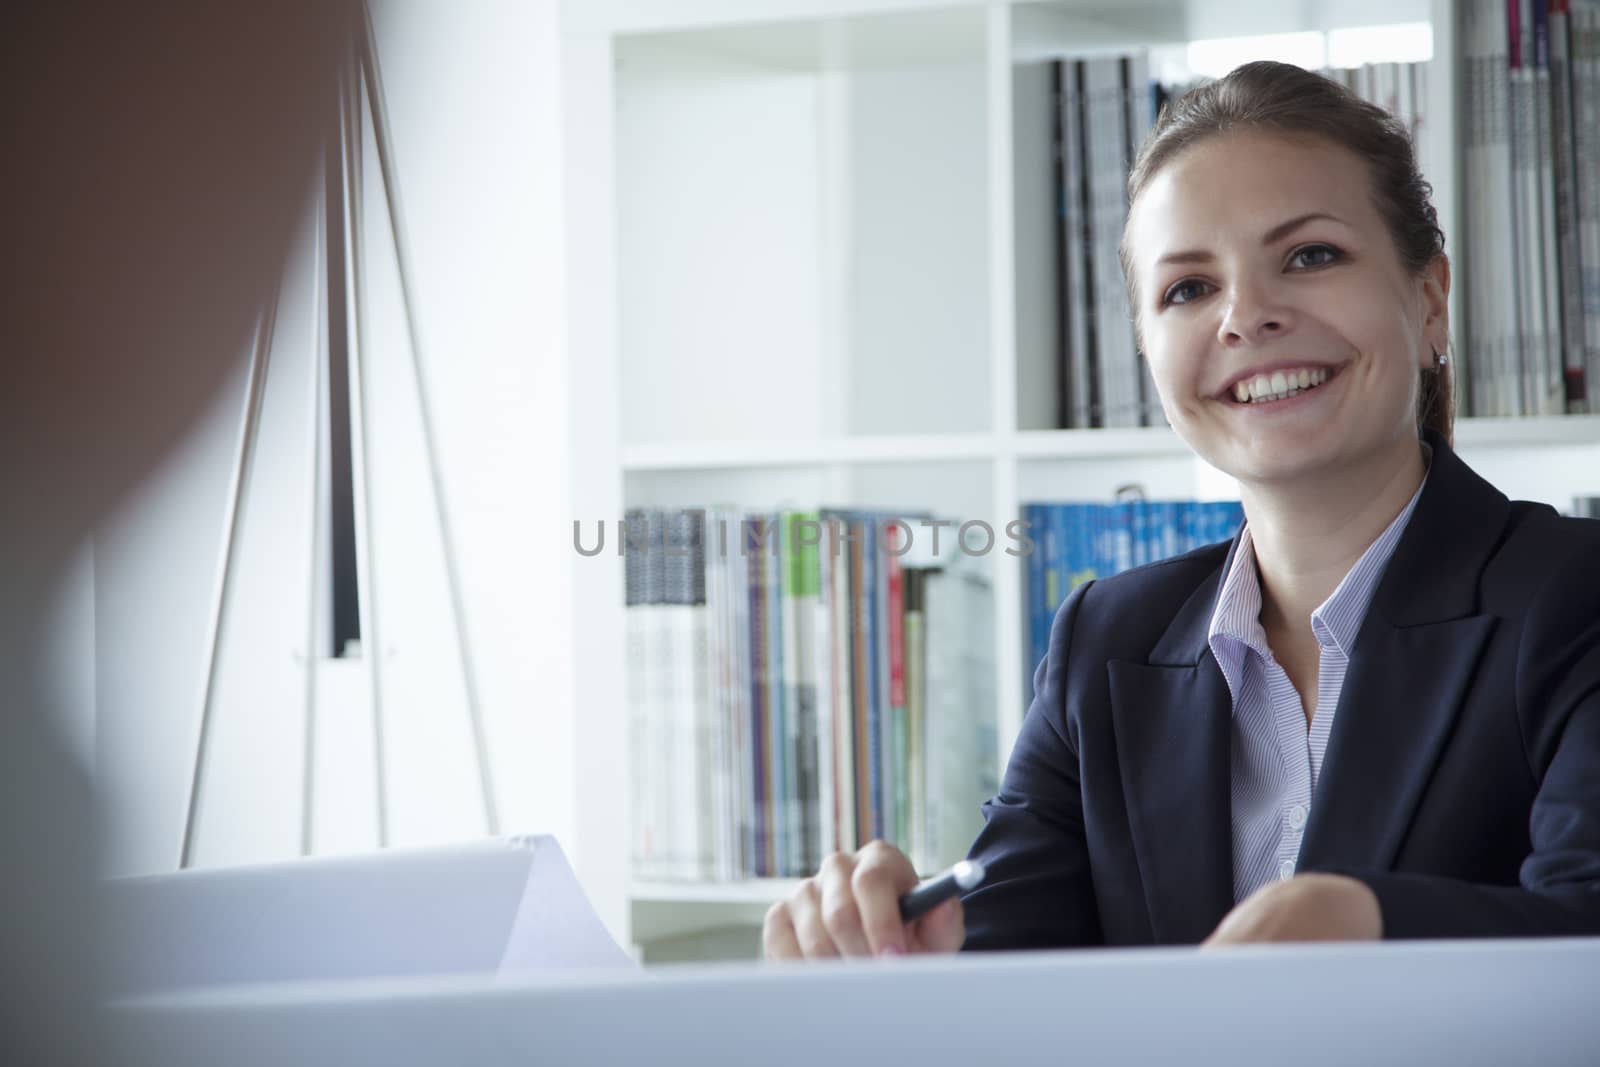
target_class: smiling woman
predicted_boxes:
[764,60,1600,963]
[1121,63,1453,504]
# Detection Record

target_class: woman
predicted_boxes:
[764,60,1600,959]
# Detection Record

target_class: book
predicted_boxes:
[902,566,928,871]
[885,524,908,851]
[1532,0,1567,415]
[1052,60,1093,429]
[923,554,996,869]
[1574,3,1600,411]
[781,511,822,874]
[623,510,656,879]
[826,514,857,851]
[1085,56,1140,427]
[745,515,774,877]
[625,506,1000,880]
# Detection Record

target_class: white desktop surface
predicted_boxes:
[113,937,1600,1066]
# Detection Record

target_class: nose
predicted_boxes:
[1217,280,1293,347]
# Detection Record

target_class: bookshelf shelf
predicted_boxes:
[631,879,803,905]
[1452,415,1600,449]
[630,880,800,947]
[1012,426,1186,459]
[621,417,1600,473]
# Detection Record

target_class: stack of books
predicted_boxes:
[1023,499,1246,700]
[1322,60,1432,147]
[1461,0,1600,416]
[624,509,996,882]
[1049,53,1159,429]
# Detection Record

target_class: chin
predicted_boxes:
[1190,434,1343,488]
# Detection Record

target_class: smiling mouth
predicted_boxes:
[1225,366,1337,405]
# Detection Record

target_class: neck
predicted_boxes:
[1240,434,1427,636]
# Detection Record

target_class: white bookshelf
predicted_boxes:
[562,0,1600,959]
[622,419,1600,470]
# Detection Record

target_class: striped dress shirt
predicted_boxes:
[1207,460,1430,903]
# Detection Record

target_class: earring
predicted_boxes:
[1433,349,1448,369]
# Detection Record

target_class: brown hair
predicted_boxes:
[1120,60,1452,445]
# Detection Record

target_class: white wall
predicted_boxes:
[616,36,828,445]
[94,0,584,890]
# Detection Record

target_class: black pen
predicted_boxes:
[899,859,987,922]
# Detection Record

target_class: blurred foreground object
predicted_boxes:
[2,2,349,1061]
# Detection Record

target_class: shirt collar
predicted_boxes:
[1207,445,1431,673]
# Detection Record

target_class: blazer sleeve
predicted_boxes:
[961,581,1103,950]
[1343,539,1600,939]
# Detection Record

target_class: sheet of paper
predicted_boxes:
[105,835,632,994]
[497,834,635,974]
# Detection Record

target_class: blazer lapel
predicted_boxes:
[1298,614,1495,872]
[1300,433,1509,874]
[1108,549,1237,944]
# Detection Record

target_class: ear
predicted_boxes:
[1418,254,1451,369]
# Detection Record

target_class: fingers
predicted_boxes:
[852,840,920,957]
[786,879,840,959]
[818,851,872,957]
[1203,893,1270,949]
[911,895,966,954]
[765,841,948,962]
[762,900,803,961]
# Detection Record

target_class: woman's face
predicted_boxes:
[1125,130,1448,487]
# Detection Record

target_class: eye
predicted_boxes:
[1161,278,1213,307]
[1287,243,1342,270]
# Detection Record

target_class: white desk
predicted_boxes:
[113,937,1600,1066]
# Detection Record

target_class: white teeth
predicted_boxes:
[1232,366,1333,404]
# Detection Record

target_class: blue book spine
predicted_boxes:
[1086,504,1106,579]
[1045,504,1063,609]
[1059,503,1083,591]
[1025,503,1048,690]
[1112,502,1134,574]
[1100,503,1117,576]
[1134,498,1153,567]
[1159,500,1179,559]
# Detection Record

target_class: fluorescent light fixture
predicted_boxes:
[1185,31,1326,79]
[1327,22,1434,67]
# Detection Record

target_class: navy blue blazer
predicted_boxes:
[962,432,1600,947]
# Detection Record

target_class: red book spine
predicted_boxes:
[887,530,906,710]
[1509,0,1523,70]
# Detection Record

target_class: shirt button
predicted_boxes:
[1278,858,1296,880]
[1288,804,1308,830]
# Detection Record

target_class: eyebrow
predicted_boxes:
[1155,212,1348,266]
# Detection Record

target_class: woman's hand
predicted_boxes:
[762,840,966,960]
[1202,873,1382,947]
